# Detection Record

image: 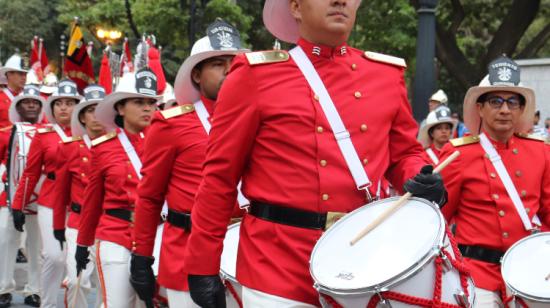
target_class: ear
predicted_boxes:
[476,102,484,119]
[191,68,201,85]
[290,0,302,21]
[115,103,125,117]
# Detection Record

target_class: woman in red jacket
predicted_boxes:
[11,79,82,308]
[75,68,158,308]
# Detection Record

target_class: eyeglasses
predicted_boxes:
[485,96,524,110]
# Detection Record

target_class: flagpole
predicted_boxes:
[60,34,66,78]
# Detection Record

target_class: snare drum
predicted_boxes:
[501,232,550,307]
[310,197,475,308]
[220,222,243,308]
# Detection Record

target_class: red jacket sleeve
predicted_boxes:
[76,146,105,247]
[52,143,75,230]
[11,133,44,210]
[134,117,176,256]
[538,144,550,228]
[184,57,261,275]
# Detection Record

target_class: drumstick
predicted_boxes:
[350,151,460,246]
[545,273,550,281]
[71,273,82,308]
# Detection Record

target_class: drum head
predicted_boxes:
[501,232,550,302]
[310,197,444,294]
[220,222,240,281]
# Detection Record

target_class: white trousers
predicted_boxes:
[242,287,317,308]
[37,205,66,308]
[166,289,200,308]
[96,240,146,308]
[474,287,503,308]
[65,227,101,308]
[0,206,41,295]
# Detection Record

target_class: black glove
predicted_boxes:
[404,165,447,207]
[129,254,156,307]
[188,274,226,308]
[12,210,25,232]
[75,245,90,276]
[53,229,66,250]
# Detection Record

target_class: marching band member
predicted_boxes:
[184,0,443,306]
[418,105,455,165]
[0,54,28,129]
[130,20,248,307]
[11,79,81,308]
[0,84,43,307]
[75,68,158,308]
[51,85,106,308]
[440,56,550,307]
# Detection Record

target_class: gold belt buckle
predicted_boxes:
[325,212,346,230]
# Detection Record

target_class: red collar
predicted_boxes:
[200,95,215,115]
[297,38,349,59]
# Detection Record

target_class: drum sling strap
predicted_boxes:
[194,100,249,208]
[479,133,541,231]
[426,148,439,165]
[289,46,376,202]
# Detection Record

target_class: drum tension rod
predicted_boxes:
[375,290,392,308]
[454,290,470,308]
[439,252,452,272]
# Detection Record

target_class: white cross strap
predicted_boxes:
[53,124,70,143]
[479,133,541,231]
[426,148,439,165]
[117,130,143,179]
[3,88,14,101]
[82,134,92,149]
[289,46,372,194]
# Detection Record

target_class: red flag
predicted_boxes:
[98,53,112,94]
[64,21,95,91]
[120,38,134,75]
[30,37,49,81]
[147,45,166,94]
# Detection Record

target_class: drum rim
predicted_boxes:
[220,222,241,284]
[310,196,446,295]
[501,231,550,303]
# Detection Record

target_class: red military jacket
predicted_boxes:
[133,98,214,291]
[52,137,92,230]
[77,129,145,250]
[440,133,550,291]
[0,88,20,129]
[0,126,12,206]
[183,38,427,305]
[11,125,71,211]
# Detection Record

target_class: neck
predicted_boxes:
[432,142,445,150]
[123,121,141,135]
[7,84,21,93]
[86,129,104,139]
[299,32,348,48]
[21,117,38,124]
[483,126,513,144]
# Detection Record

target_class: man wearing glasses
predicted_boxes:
[439,56,550,307]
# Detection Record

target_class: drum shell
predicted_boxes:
[220,222,243,308]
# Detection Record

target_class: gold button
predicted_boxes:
[80,173,85,177]
[515,171,522,177]
[363,158,368,165]
[320,160,327,167]
[502,232,509,238]
[127,161,131,165]
[322,194,329,201]
[82,157,88,162]
[492,194,499,200]
[128,174,133,179]
[521,190,527,197]
[132,241,136,245]
[317,126,324,133]
[360,124,368,132]
[498,210,505,217]
[351,63,357,70]
[79,144,84,148]
[314,94,319,101]
[354,91,362,99]
[512,148,518,155]
[490,173,496,178]
[525,207,530,213]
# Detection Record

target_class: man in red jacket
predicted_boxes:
[439,56,550,306]
[183,1,443,306]
[0,54,28,129]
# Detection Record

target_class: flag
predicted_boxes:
[120,38,134,75]
[147,45,166,94]
[64,20,95,91]
[98,52,112,94]
[30,37,49,81]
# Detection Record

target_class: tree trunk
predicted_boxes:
[125,0,140,39]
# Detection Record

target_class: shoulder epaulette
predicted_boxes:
[37,126,54,134]
[91,131,117,147]
[515,132,546,142]
[63,135,82,144]
[245,50,289,66]
[160,104,195,120]
[0,125,13,132]
[364,51,407,68]
[450,135,480,147]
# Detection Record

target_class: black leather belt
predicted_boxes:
[47,172,55,180]
[250,201,330,230]
[166,209,191,232]
[105,209,134,223]
[458,244,504,265]
[70,202,81,214]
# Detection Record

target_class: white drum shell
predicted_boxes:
[220,222,243,308]
[501,232,550,307]
[310,197,475,307]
